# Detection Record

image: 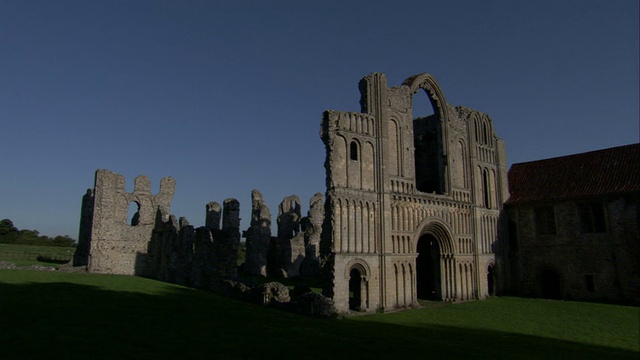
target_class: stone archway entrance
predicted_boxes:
[416,234,441,300]
[415,221,456,301]
[348,266,368,311]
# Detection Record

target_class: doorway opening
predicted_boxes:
[541,269,561,299]
[349,267,363,310]
[416,234,442,300]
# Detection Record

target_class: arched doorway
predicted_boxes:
[487,264,496,296]
[416,234,442,300]
[349,267,363,311]
[541,269,561,299]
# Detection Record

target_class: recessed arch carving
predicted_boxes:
[344,258,371,279]
[402,73,449,128]
[414,217,455,255]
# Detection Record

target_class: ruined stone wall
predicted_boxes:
[243,192,325,278]
[77,169,241,289]
[321,73,508,312]
[82,169,175,276]
[507,194,640,304]
[73,189,94,266]
[148,198,240,289]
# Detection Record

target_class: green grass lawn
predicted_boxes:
[0,243,73,266]
[1,270,638,359]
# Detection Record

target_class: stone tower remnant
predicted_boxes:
[74,169,175,276]
[243,189,272,276]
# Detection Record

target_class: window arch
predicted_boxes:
[350,141,358,161]
[482,168,490,208]
[128,201,140,226]
[482,121,489,145]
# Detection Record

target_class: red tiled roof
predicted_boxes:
[506,144,640,204]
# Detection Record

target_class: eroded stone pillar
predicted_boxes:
[206,201,221,231]
[244,190,271,276]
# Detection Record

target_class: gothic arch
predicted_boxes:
[402,73,449,128]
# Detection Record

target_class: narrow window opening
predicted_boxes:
[482,121,489,145]
[585,275,595,292]
[350,141,358,161]
[482,169,490,208]
[128,201,140,226]
[474,119,480,142]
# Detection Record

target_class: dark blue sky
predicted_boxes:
[1,0,638,238]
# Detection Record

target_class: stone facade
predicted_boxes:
[320,73,508,312]
[505,144,640,304]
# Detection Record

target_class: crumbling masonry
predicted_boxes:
[75,72,510,313]
[75,171,325,288]
[74,170,241,285]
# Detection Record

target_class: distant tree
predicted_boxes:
[0,219,17,235]
[0,219,76,247]
[52,235,76,247]
[17,229,42,245]
[0,219,19,243]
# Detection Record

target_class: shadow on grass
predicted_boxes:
[0,273,637,359]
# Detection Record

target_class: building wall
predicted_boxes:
[321,73,508,312]
[507,194,640,304]
[76,169,242,285]
[80,169,176,276]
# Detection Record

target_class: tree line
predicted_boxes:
[0,219,75,247]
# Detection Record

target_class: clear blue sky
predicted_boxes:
[1,0,638,238]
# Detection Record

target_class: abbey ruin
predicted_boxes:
[320,73,508,312]
[74,72,639,312]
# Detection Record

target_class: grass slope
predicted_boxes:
[0,243,74,266]
[1,270,638,359]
